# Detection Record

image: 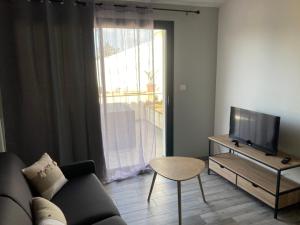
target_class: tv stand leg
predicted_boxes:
[208,140,212,175]
[274,170,281,219]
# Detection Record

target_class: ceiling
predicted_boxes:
[122,0,225,7]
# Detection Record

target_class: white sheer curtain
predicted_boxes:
[94,4,156,182]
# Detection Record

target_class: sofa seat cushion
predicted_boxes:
[92,216,127,225]
[52,174,120,225]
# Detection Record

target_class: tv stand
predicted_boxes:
[208,134,300,219]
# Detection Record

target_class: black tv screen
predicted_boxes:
[229,107,280,155]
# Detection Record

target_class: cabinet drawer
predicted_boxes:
[209,159,236,184]
[237,176,275,208]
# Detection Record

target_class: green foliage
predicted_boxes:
[104,42,120,57]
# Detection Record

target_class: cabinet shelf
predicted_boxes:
[208,135,300,217]
[209,135,300,170]
[210,153,300,195]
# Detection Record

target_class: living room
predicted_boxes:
[1,0,300,225]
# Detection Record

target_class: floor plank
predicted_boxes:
[105,169,300,225]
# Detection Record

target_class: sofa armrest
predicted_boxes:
[60,160,95,179]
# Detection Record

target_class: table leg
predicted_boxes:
[208,140,212,175]
[177,181,182,225]
[274,170,281,219]
[197,175,207,203]
[147,172,157,202]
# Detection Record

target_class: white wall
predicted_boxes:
[215,0,300,159]
[154,6,219,157]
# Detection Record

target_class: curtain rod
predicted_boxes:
[97,3,200,14]
[43,0,200,14]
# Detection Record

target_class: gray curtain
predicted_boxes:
[0,91,5,152]
[0,0,106,180]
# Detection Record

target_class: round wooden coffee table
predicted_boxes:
[147,157,206,225]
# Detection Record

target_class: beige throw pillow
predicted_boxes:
[32,197,67,225]
[22,153,67,200]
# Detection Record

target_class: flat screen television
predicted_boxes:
[229,107,280,155]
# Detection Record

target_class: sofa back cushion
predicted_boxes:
[0,196,32,225]
[0,152,33,218]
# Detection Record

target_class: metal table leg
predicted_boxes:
[197,175,206,203]
[147,172,157,202]
[274,170,281,219]
[177,181,182,225]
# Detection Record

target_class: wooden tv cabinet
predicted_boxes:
[208,135,300,219]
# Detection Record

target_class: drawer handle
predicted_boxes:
[252,183,258,188]
[219,165,225,169]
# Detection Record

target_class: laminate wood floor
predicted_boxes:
[105,169,300,225]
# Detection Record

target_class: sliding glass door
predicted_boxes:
[94,21,173,181]
[155,21,174,157]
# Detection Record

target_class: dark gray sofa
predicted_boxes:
[0,152,126,225]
